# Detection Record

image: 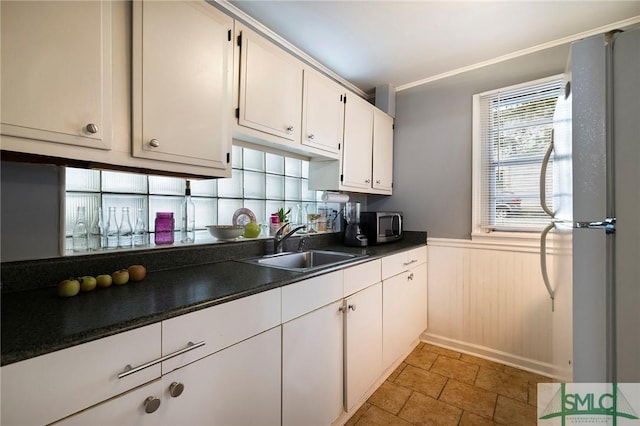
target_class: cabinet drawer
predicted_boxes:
[282,271,343,323]
[161,288,281,373]
[343,259,381,296]
[381,246,427,280]
[1,324,161,426]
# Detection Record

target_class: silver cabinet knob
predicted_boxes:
[169,382,184,398]
[308,133,315,140]
[149,139,160,148]
[144,396,161,414]
[376,180,381,184]
[286,125,294,133]
[365,179,371,184]
[85,123,98,134]
[339,305,347,313]
[408,273,414,281]
[348,304,356,311]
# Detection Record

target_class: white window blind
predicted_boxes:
[476,76,562,231]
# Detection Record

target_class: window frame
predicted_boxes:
[471,74,563,243]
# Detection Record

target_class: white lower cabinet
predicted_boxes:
[344,282,383,412]
[382,247,428,370]
[282,300,344,426]
[55,327,281,426]
[160,326,281,426]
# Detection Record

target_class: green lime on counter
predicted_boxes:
[243,222,261,238]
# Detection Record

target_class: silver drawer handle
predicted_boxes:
[118,341,205,379]
[403,259,418,267]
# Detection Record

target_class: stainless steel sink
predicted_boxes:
[241,250,366,272]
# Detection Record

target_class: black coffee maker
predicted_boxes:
[343,202,368,247]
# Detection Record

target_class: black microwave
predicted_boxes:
[359,212,403,244]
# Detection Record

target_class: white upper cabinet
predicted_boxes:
[1,1,112,150]
[237,24,303,144]
[308,97,394,195]
[341,94,374,190]
[372,109,394,193]
[302,68,345,155]
[132,1,233,173]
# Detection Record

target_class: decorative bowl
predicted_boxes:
[206,225,244,241]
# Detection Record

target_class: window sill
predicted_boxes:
[470,230,544,252]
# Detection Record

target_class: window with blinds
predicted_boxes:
[474,76,562,232]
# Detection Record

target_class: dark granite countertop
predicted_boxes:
[1,232,426,366]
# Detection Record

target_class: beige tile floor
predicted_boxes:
[346,343,553,426]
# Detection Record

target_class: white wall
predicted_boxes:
[424,238,556,376]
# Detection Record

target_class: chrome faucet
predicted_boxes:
[274,223,307,253]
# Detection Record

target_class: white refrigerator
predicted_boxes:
[540,28,639,383]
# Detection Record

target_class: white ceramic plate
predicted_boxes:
[232,208,256,226]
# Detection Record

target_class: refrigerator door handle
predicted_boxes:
[540,221,556,311]
[574,217,616,234]
[539,132,555,218]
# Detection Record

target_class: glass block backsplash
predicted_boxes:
[64,146,337,253]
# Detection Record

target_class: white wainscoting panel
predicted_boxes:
[423,238,555,376]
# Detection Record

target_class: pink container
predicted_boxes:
[154,212,174,245]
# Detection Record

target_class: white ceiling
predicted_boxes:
[225,1,640,94]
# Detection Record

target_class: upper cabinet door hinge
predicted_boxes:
[226,152,230,164]
[340,174,344,182]
[237,33,242,47]
[343,95,347,104]
[235,108,240,119]
[228,29,232,42]
[338,143,341,150]
[340,94,343,103]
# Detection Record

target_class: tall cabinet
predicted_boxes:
[1,1,112,150]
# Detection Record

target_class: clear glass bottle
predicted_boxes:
[180,180,195,243]
[72,206,89,253]
[133,207,148,247]
[105,207,119,249]
[155,212,174,245]
[88,207,105,251]
[118,207,133,248]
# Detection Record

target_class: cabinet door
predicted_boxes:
[132,0,233,171]
[1,1,111,150]
[382,262,428,370]
[341,95,373,190]
[408,262,428,340]
[283,301,344,425]
[238,25,303,142]
[302,68,344,155]
[345,283,383,411]
[162,327,281,426]
[372,109,394,193]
